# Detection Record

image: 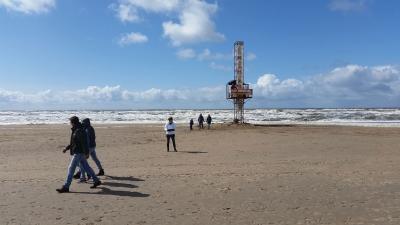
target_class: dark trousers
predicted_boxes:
[166,134,177,151]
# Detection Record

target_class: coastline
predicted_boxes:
[1,121,400,128]
[1,108,399,127]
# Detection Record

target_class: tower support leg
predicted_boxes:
[233,99,245,124]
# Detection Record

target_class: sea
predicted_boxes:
[0,108,400,127]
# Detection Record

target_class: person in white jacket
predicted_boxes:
[164,117,177,152]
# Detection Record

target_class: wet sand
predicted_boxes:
[1,124,400,225]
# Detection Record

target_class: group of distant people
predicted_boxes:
[189,113,212,130]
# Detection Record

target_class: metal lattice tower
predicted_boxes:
[226,41,253,123]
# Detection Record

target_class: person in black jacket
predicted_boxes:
[56,116,101,193]
[73,118,105,180]
[198,114,204,129]
[82,118,104,176]
[206,114,212,129]
[189,119,194,130]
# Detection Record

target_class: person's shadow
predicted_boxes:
[105,175,145,182]
[101,181,138,189]
[76,187,149,197]
[73,175,149,198]
[179,151,208,154]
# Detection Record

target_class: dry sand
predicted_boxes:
[1,124,400,225]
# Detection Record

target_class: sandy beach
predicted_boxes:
[1,124,400,225]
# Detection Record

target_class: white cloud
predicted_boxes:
[112,0,225,46]
[111,0,180,22]
[198,48,231,61]
[175,48,236,62]
[0,0,55,14]
[121,0,180,13]
[0,89,23,102]
[126,88,187,101]
[118,32,148,45]
[0,88,53,103]
[255,74,304,99]
[162,0,225,46]
[209,62,231,72]
[110,3,140,23]
[64,86,124,102]
[328,0,369,12]
[0,85,225,108]
[176,48,196,59]
[2,64,399,109]
[122,86,224,102]
[254,64,400,106]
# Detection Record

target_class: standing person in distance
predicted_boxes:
[189,118,194,131]
[56,116,101,193]
[82,118,105,176]
[206,114,212,129]
[164,117,177,152]
[198,113,204,129]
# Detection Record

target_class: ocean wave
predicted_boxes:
[0,109,399,127]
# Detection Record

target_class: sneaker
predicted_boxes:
[90,180,101,189]
[56,186,69,193]
[73,171,81,179]
[97,169,104,176]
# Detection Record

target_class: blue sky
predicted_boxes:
[0,0,399,109]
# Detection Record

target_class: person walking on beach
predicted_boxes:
[83,118,104,176]
[73,118,105,181]
[206,114,212,129]
[56,116,101,193]
[189,119,194,130]
[164,117,177,152]
[198,113,204,129]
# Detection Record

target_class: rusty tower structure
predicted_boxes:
[226,41,253,123]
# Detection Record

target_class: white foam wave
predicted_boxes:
[0,109,400,127]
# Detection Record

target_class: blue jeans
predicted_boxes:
[79,147,103,179]
[64,153,99,188]
[89,147,103,170]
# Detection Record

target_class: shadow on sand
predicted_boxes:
[253,124,296,127]
[179,151,208,154]
[72,175,149,198]
[74,187,149,198]
[102,181,138,189]
[105,175,145,182]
